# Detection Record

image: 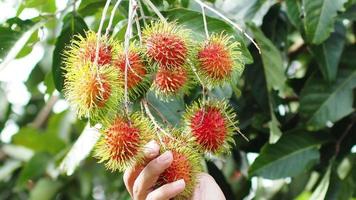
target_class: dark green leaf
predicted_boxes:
[52,12,88,92]
[299,69,356,131]
[310,23,346,82]
[303,0,347,44]
[207,160,236,200]
[249,133,328,179]
[29,178,62,200]
[285,0,303,30]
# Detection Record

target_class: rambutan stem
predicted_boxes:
[135,16,143,45]
[141,0,167,23]
[142,99,174,141]
[95,0,111,66]
[187,59,207,104]
[138,0,147,26]
[201,5,209,39]
[223,111,249,142]
[194,0,261,54]
[105,0,123,37]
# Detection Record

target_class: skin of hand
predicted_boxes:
[123,140,226,200]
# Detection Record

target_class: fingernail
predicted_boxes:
[144,140,159,157]
[157,151,172,163]
[173,179,185,190]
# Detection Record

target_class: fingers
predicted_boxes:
[191,173,226,200]
[123,140,160,196]
[132,151,173,200]
[146,179,186,200]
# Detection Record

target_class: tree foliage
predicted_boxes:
[0,0,355,199]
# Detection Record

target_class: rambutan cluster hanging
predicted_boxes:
[62,20,245,199]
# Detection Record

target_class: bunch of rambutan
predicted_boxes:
[62,21,245,199]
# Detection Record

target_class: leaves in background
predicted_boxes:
[303,0,347,44]
[299,69,356,131]
[52,12,88,92]
[310,23,346,82]
[249,133,328,179]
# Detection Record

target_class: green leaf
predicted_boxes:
[29,178,62,200]
[299,69,356,131]
[146,91,184,126]
[52,12,88,92]
[12,127,66,154]
[310,23,346,82]
[285,0,303,30]
[15,153,51,190]
[310,165,332,200]
[249,133,328,179]
[249,24,286,92]
[325,170,354,200]
[303,0,347,44]
[267,112,282,143]
[163,8,253,64]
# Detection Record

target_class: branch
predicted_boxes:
[194,0,261,54]
[30,94,59,129]
[141,0,167,22]
[105,0,123,37]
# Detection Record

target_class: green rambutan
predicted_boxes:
[142,21,192,69]
[196,33,244,87]
[94,113,154,171]
[63,63,123,123]
[183,99,238,154]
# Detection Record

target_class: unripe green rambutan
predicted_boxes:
[63,31,117,70]
[156,131,202,200]
[151,65,194,101]
[63,63,123,123]
[113,43,150,99]
[94,113,154,171]
[183,99,238,154]
[196,33,244,87]
[142,21,192,69]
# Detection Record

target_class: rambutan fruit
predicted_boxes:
[196,33,244,87]
[142,21,192,69]
[63,31,116,70]
[151,65,194,101]
[156,131,202,200]
[183,99,238,154]
[94,113,154,171]
[63,63,123,123]
[113,43,150,99]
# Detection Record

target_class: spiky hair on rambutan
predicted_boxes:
[142,21,192,69]
[183,99,238,154]
[94,113,154,171]
[156,130,202,200]
[63,63,123,124]
[195,33,244,87]
[63,30,117,70]
[151,65,195,101]
[113,42,151,99]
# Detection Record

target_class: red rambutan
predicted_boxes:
[196,33,244,86]
[94,113,154,171]
[152,66,194,101]
[142,22,191,69]
[183,99,238,154]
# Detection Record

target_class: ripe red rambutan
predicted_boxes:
[152,66,194,101]
[113,44,149,99]
[155,131,202,200]
[196,33,244,86]
[63,31,116,70]
[142,22,191,69]
[63,63,123,123]
[94,113,154,171]
[183,99,238,154]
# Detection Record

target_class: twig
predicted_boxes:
[142,99,173,140]
[194,0,261,54]
[146,100,170,126]
[187,59,206,103]
[138,0,147,26]
[95,0,111,65]
[201,5,209,39]
[105,0,123,37]
[335,120,355,156]
[135,16,143,45]
[141,0,167,22]
[224,111,249,142]
[30,95,59,129]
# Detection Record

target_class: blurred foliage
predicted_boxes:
[0,0,355,199]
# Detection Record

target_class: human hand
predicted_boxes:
[123,140,226,200]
